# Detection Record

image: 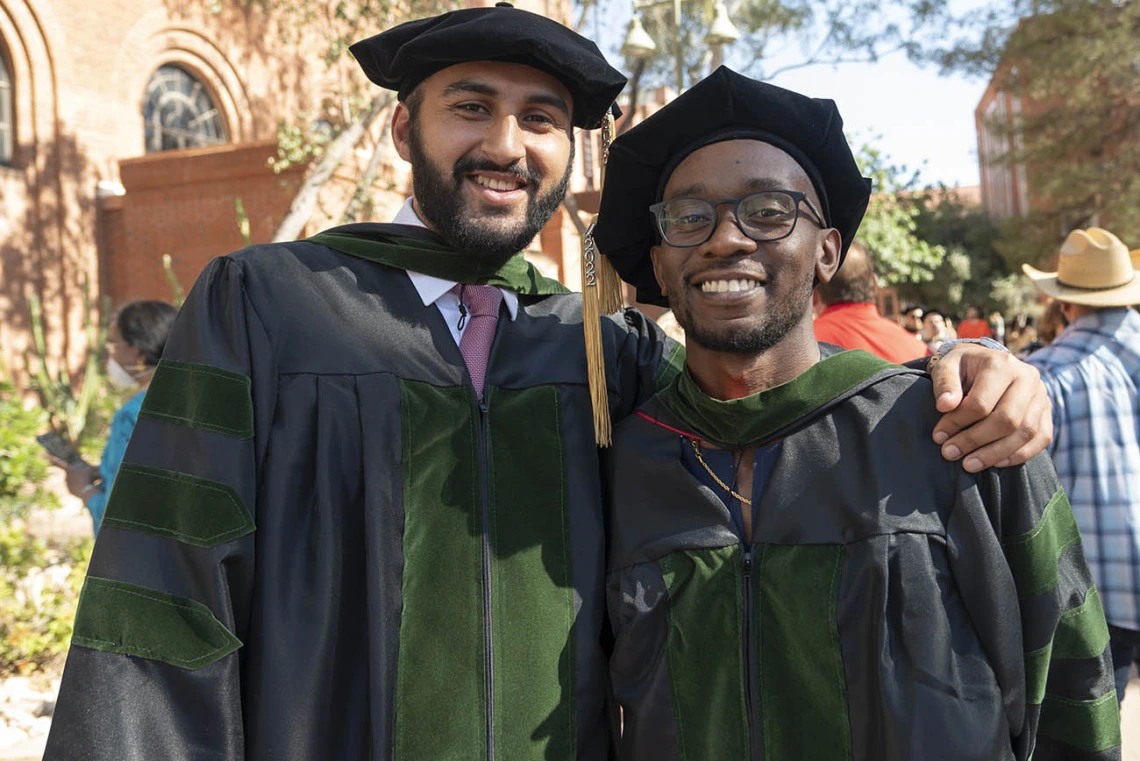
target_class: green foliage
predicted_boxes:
[923,0,1140,257]
[0,526,92,675]
[0,382,56,522]
[27,278,110,449]
[852,144,946,286]
[162,254,186,309]
[76,383,127,464]
[234,197,253,246]
[617,0,939,93]
[989,272,1041,318]
[264,0,454,176]
[268,114,332,174]
[896,185,1014,314]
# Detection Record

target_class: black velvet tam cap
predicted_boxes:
[595,66,873,307]
[350,4,626,130]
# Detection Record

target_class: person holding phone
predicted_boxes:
[50,300,176,533]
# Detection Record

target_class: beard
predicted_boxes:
[407,119,573,267]
[670,265,816,355]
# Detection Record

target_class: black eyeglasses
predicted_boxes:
[649,190,827,248]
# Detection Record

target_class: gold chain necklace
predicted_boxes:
[689,439,752,507]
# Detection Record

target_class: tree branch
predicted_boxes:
[341,105,394,224]
[618,59,648,136]
[573,0,595,33]
[765,42,908,78]
[272,92,394,242]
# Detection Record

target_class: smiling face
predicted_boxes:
[649,140,841,355]
[392,60,575,264]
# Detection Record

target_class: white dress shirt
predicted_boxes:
[392,198,519,345]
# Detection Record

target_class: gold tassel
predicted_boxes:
[581,109,623,447]
[581,217,611,446]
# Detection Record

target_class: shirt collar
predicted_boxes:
[394,198,519,320]
[391,197,425,228]
[1067,307,1136,335]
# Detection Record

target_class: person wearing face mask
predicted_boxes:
[53,300,176,533]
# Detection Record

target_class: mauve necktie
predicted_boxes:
[454,284,502,397]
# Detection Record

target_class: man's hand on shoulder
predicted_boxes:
[927,342,1053,472]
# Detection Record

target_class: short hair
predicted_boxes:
[902,303,925,315]
[817,241,875,306]
[117,300,177,366]
[924,308,945,321]
[404,86,425,120]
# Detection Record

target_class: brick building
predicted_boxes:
[975,75,1033,221]
[0,0,598,383]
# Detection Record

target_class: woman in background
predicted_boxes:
[55,300,176,533]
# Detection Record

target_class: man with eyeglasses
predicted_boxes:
[40,6,1056,755]
[594,68,1118,760]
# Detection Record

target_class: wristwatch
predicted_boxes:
[929,337,1009,370]
[935,337,1008,359]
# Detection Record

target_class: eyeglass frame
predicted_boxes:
[648,190,828,248]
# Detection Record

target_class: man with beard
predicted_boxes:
[45,8,1054,761]
[596,68,1118,761]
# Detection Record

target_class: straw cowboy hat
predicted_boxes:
[1022,228,1140,307]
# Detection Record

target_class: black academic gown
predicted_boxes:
[44,225,679,761]
[605,349,1120,761]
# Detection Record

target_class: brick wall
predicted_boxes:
[102,141,306,306]
[0,0,326,381]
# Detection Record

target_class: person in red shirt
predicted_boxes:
[813,242,931,363]
[957,305,994,339]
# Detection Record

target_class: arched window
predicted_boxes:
[0,49,13,165]
[142,65,227,153]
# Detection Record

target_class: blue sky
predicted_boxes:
[590,4,994,190]
[767,55,990,189]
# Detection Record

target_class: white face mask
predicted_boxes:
[107,357,142,390]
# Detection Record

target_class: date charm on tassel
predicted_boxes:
[580,106,625,447]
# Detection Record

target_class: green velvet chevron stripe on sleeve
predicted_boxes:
[1002,488,1081,599]
[1037,692,1121,753]
[1004,485,1119,755]
[1024,586,1112,705]
[100,464,255,547]
[1052,586,1111,659]
[71,576,242,670]
[139,359,254,439]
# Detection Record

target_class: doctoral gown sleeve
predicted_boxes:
[946,454,1121,761]
[44,256,275,761]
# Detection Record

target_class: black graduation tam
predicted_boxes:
[350,4,626,130]
[595,66,873,307]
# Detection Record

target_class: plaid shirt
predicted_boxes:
[1026,307,1140,630]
